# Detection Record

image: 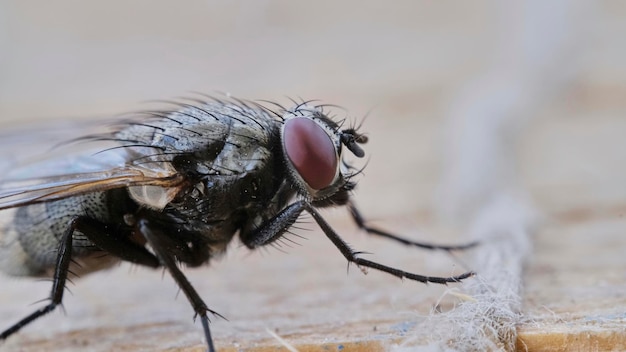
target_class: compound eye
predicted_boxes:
[283,118,338,190]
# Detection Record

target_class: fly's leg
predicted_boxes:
[0,218,76,340]
[74,216,160,267]
[243,201,474,284]
[137,219,221,352]
[347,201,479,251]
[305,202,474,284]
[241,202,303,249]
[0,216,160,341]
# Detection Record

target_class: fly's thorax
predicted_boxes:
[116,101,281,211]
[168,115,280,212]
[116,101,277,165]
[279,104,366,204]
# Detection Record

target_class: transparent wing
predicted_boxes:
[0,167,184,211]
[0,117,111,171]
[0,117,185,211]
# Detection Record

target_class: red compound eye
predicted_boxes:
[283,117,338,190]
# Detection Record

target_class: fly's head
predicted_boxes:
[280,104,368,206]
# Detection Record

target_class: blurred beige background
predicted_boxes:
[1,1,626,351]
[1,1,626,214]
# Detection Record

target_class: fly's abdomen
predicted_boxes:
[0,192,124,277]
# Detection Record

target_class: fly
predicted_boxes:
[0,96,476,351]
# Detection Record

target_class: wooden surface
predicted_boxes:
[517,205,626,352]
[0,216,474,351]
[1,1,626,351]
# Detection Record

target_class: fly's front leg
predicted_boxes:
[137,219,222,352]
[243,201,474,284]
[304,202,475,284]
[241,202,305,249]
[348,201,479,251]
